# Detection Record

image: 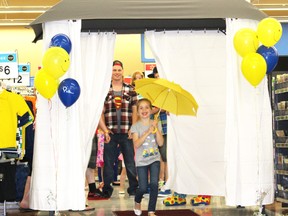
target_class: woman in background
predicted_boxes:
[131,71,144,88]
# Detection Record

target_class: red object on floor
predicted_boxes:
[87,192,109,201]
[113,209,198,216]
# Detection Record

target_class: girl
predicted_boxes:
[130,98,164,216]
[131,71,144,88]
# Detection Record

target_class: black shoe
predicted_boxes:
[128,191,136,197]
[101,191,111,198]
[102,188,114,198]
[95,189,103,195]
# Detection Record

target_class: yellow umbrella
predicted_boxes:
[135,78,198,116]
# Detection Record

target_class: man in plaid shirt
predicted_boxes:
[99,60,138,198]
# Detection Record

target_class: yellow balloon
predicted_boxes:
[42,47,70,79]
[257,17,282,47]
[233,28,259,57]
[241,53,267,87]
[34,68,59,99]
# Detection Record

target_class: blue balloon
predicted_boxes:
[256,45,279,74]
[58,78,80,107]
[50,33,72,54]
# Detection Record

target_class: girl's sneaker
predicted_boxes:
[158,189,171,197]
[133,209,142,216]
[158,180,165,189]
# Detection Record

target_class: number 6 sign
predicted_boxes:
[0,63,30,87]
[0,52,18,79]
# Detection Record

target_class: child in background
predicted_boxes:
[118,153,126,194]
[96,129,105,188]
[86,132,102,201]
[131,71,144,100]
[131,71,144,88]
[130,98,164,216]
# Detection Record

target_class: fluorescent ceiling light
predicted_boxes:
[259,8,288,11]
[0,22,30,26]
[0,19,34,26]
[0,6,51,13]
[255,4,288,10]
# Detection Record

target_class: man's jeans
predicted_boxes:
[103,133,138,196]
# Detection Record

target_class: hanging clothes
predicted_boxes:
[0,90,33,149]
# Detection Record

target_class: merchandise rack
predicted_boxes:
[271,56,288,206]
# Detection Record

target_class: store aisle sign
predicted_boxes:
[0,63,30,86]
[145,63,156,78]
[0,52,18,79]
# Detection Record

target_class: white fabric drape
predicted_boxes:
[30,20,116,211]
[145,30,227,196]
[145,21,273,206]
[225,18,274,206]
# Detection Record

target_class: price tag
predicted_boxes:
[0,52,18,79]
[0,63,30,87]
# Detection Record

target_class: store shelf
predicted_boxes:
[275,136,288,143]
[276,143,288,148]
[276,116,288,121]
[276,197,288,204]
[275,81,288,94]
[280,191,288,199]
[271,61,288,206]
[276,170,288,175]
[275,110,288,116]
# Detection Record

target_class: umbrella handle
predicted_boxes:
[152,128,158,134]
[154,108,161,120]
[152,109,161,134]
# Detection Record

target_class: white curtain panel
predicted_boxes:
[145,24,273,206]
[145,30,227,196]
[30,20,116,211]
[225,18,273,206]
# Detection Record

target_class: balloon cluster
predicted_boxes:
[35,33,80,108]
[233,18,281,87]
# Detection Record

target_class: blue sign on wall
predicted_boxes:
[274,23,288,56]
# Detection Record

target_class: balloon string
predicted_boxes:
[254,88,260,187]
[48,99,58,212]
[255,86,263,214]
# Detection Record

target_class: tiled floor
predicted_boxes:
[2,183,287,216]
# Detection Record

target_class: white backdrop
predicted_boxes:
[30,20,116,211]
[145,23,273,206]
[225,18,273,206]
[145,30,227,196]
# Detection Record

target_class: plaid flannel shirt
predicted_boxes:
[159,111,167,135]
[104,82,138,134]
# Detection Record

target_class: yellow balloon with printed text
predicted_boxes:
[257,17,282,47]
[233,28,259,57]
[34,68,59,99]
[241,53,267,87]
